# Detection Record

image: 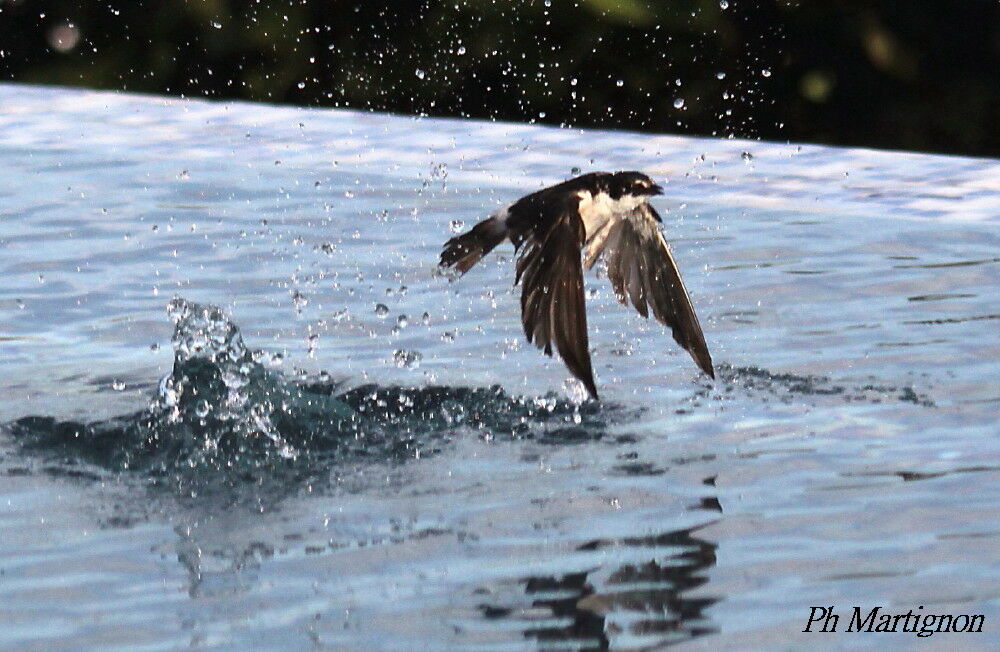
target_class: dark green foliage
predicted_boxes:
[0,1,996,154]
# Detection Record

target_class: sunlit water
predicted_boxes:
[1,85,998,649]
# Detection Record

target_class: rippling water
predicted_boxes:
[1,85,998,649]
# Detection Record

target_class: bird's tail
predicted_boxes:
[439,216,507,275]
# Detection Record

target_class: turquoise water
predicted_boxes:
[0,85,997,649]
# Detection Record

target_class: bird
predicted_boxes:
[439,171,713,399]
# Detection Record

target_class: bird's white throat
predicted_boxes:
[577,190,646,234]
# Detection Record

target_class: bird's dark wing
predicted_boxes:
[589,202,714,378]
[514,205,598,398]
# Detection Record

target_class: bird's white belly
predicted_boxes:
[577,190,643,237]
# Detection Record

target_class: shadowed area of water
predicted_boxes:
[1,86,998,649]
[7,299,625,507]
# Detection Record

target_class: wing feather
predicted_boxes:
[596,203,714,378]
[627,247,647,317]
[515,209,598,398]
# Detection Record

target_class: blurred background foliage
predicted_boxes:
[1,0,997,156]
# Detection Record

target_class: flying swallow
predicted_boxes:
[440,171,713,399]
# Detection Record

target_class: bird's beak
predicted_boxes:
[650,183,664,195]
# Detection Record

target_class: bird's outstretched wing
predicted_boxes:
[515,206,598,398]
[585,202,714,378]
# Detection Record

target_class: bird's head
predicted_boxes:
[610,171,664,199]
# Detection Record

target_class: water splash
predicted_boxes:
[672,364,936,413]
[4,302,935,505]
[155,299,360,462]
[5,299,626,500]
[9,299,364,482]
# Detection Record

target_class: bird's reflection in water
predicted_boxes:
[173,529,274,600]
[479,516,719,650]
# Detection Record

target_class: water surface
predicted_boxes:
[1,85,998,649]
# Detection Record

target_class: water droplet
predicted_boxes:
[611,341,634,357]
[673,98,685,109]
[396,314,409,329]
[719,0,729,9]
[616,79,624,87]
[415,69,426,79]
[297,82,306,89]
[456,46,466,55]
[392,349,423,369]
[441,331,456,343]
[421,312,431,325]
[210,21,222,30]
[111,379,126,391]
[195,399,211,418]
[291,290,308,313]
[374,303,389,318]
[716,72,726,80]
[762,69,772,78]
[449,219,465,233]
[741,151,754,161]
[562,379,589,404]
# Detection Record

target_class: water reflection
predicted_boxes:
[175,529,271,600]
[479,519,720,649]
[149,495,721,649]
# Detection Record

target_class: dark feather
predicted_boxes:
[597,203,714,378]
[515,209,598,398]
[439,218,507,275]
